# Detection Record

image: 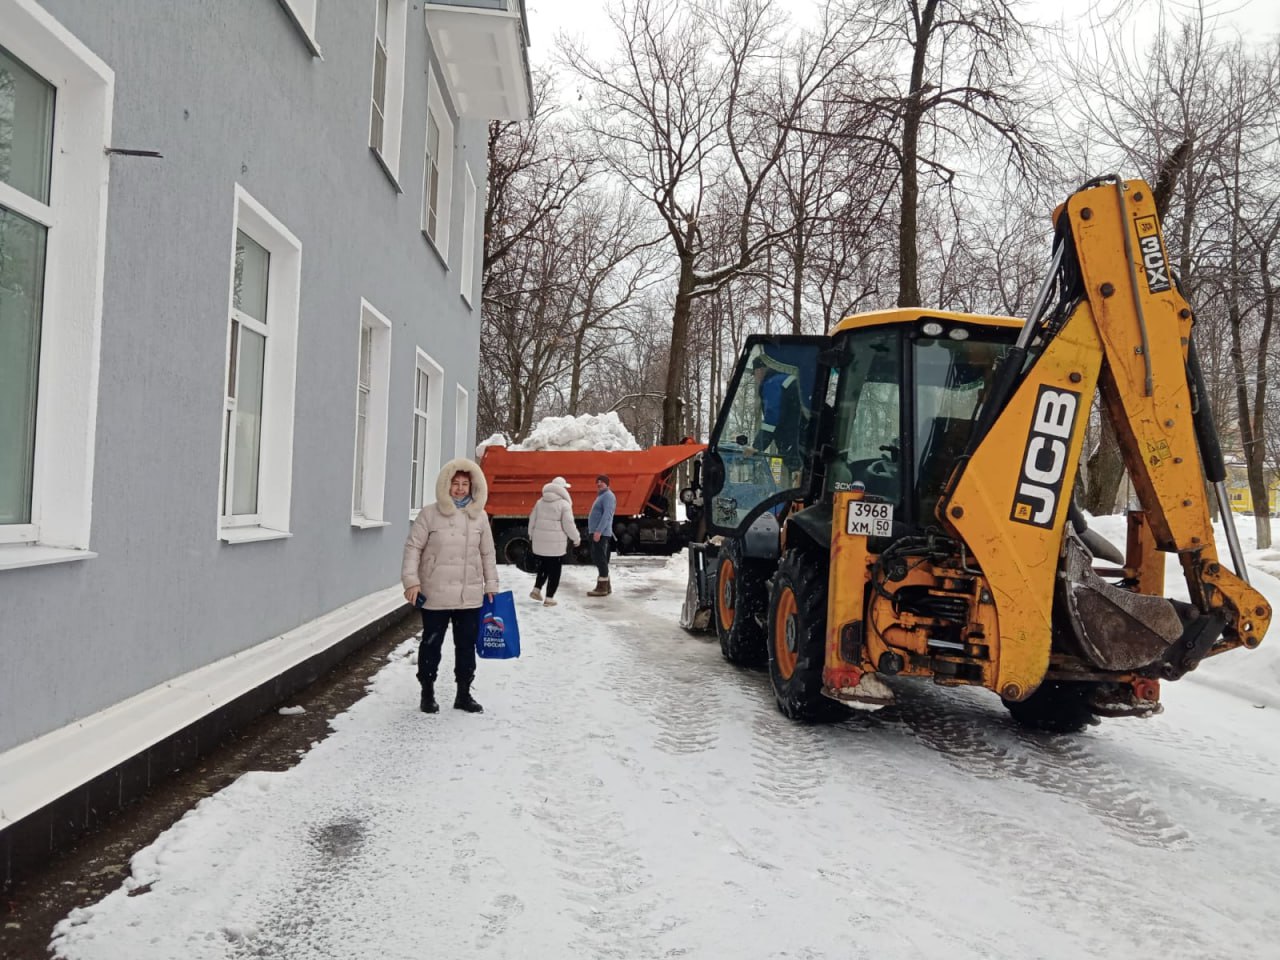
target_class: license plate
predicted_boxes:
[846,500,894,537]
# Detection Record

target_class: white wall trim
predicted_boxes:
[275,0,322,56]
[460,163,477,305]
[0,0,114,557]
[454,383,470,461]
[0,544,98,571]
[0,584,404,830]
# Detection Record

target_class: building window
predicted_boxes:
[0,46,53,531]
[423,73,454,255]
[218,186,301,542]
[460,164,476,305]
[276,0,320,55]
[369,0,387,151]
[0,1,113,566]
[410,349,443,514]
[223,231,269,523]
[369,0,407,180]
[352,300,392,525]
[455,385,470,460]
[423,113,440,238]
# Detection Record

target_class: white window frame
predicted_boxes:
[0,0,113,569]
[352,299,392,527]
[276,0,321,56]
[217,185,301,544]
[369,0,408,182]
[460,164,477,305]
[422,73,454,257]
[410,349,444,518]
[454,385,470,461]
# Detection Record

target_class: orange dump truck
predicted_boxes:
[479,441,706,568]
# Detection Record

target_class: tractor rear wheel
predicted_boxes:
[1002,681,1096,733]
[714,537,768,666]
[768,549,839,722]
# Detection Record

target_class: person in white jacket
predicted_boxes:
[527,476,582,606]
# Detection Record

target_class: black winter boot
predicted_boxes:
[454,683,484,713]
[419,683,439,714]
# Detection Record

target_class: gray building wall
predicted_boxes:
[0,0,491,752]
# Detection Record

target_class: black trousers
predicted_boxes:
[590,536,612,578]
[418,608,479,688]
[533,554,563,597]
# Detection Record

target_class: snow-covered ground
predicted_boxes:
[50,528,1280,960]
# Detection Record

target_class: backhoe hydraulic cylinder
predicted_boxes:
[1188,339,1249,584]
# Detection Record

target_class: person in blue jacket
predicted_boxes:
[586,474,616,597]
[748,354,804,470]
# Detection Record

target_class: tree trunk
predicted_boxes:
[1083,414,1126,514]
[897,0,937,309]
[1248,222,1277,548]
[568,289,595,415]
[661,257,697,445]
[791,242,804,335]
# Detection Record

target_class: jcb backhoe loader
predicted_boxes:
[679,175,1272,732]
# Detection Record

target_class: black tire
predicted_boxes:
[713,538,769,666]
[767,549,841,722]
[1002,681,1096,733]
[494,524,536,572]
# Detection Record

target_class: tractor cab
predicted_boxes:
[701,316,1020,542]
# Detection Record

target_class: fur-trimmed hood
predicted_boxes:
[435,457,488,517]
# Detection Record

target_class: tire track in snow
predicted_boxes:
[520,704,672,958]
[889,684,1192,848]
[590,604,726,758]
[819,717,1223,960]
[515,599,686,958]
[747,707,829,808]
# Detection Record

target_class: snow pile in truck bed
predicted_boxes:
[475,433,508,459]
[508,412,642,452]
[1088,513,1280,707]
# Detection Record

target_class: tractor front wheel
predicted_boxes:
[714,537,769,666]
[767,549,839,722]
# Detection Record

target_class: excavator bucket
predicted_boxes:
[1059,532,1183,671]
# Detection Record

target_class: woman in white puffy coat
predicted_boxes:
[402,457,499,713]
[528,476,581,606]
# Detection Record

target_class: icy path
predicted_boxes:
[52,557,1280,960]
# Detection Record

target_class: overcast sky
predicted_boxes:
[524,0,1279,72]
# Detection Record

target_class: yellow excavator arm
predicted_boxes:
[942,177,1270,701]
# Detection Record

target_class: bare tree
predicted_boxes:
[483,74,594,279]
[558,193,666,413]
[565,0,860,444]
[830,0,1044,308]
[1215,40,1279,546]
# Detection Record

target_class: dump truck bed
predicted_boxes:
[480,442,705,518]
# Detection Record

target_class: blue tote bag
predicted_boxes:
[477,591,521,659]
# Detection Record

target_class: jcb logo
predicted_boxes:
[1011,387,1080,528]
[1136,216,1170,293]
